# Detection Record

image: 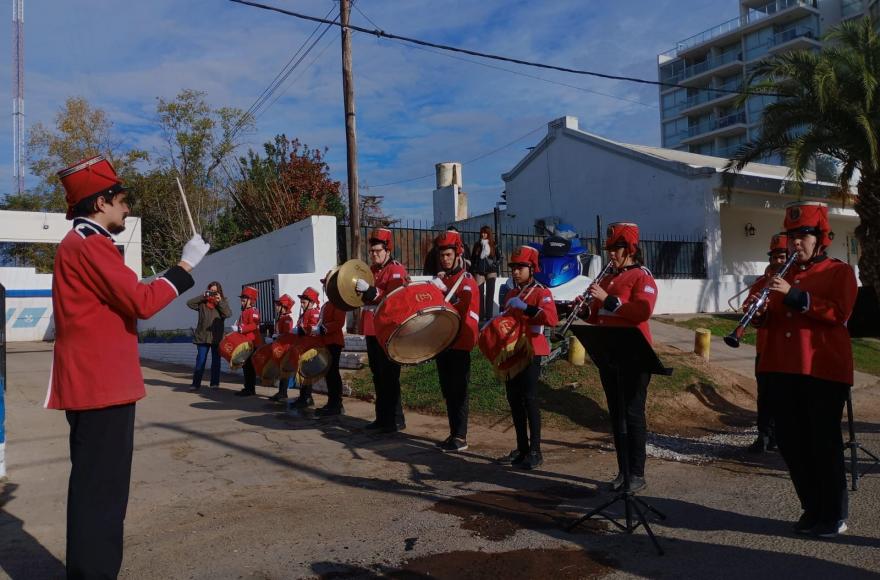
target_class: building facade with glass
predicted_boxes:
[658,0,869,162]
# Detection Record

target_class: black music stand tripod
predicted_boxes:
[846,391,879,491]
[567,324,673,556]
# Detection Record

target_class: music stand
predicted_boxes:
[567,323,672,555]
[846,292,880,491]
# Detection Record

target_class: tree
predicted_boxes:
[724,18,880,290]
[139,90,252,271]
[358,194,397,228]
[210,134,344,249]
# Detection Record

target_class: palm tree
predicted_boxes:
[724,17,880,290]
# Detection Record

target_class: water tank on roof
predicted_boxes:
[435,162,462,189]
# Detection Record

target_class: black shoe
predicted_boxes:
[609,473,625,491]
[498,449,527,465]
[315,405,344,417]
[441,437,468,453]
[813,519,847,538]
[209,384,220,389]
[235,389,256,397]
[268,392,285,402]
[794,511,819,535]
[522,450,543,470]
[292,396,314,409]
[188,384,201,391]
[747,435,768,454]
[767,435,778,451]
[379,422,406,434]
[364,420,383,430]
[437,435,453,449]
[627,475,647,493]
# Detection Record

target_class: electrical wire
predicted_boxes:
[228,0,785,98]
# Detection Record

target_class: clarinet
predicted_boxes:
[553,260,614,340]
[723,251,799,348]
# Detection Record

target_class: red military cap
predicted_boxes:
[768,233,788,256]
[240,286,259,301]
[57,155,127,220]
[605,222,640,254]
[433,230,464,256]
[274,294,295,309]
[508,245,541,272]
[298,287,320,303]
[369,228,394,253]
[784,201,833,247]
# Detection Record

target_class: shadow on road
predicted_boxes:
[0,483,65,580]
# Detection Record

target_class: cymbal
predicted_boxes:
[329,259,374,311]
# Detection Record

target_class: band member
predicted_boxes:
[48,155,208,577]
[430,231,480,451]
[356,228,409,433]
[498,245,558,469]
[756,201,857,538]
[316,272,347,417]
[584,223,658,492]
[742,234,787,453]
[234,286,262,397]
[290,287,321,408]
[269,294,295,402]
[187,281,231,390]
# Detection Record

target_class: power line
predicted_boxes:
[228,0,784,98]
[368,124,545,188]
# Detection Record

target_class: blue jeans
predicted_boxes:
[192,343,221,387]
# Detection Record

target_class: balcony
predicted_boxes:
[683,111,748,143]
[659,0,818,60]
[662,50,743,85]
[767,26,820,53]
[679,81,743,115]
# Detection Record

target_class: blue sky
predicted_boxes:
[0,0,732,220]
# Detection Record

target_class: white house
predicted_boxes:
[442,116,860,313]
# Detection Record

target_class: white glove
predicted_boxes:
[231,323,240,332]
[507,297,527,311]
[271,333,279,341]
[180,235,210,268]
[293,326,303,336]
[480,239,490,259]
[430,277,447,291]
[309,327,320,337]
[355,279,370,292]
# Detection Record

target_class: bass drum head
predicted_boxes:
[386,307,460,365]
[297,346,331,385]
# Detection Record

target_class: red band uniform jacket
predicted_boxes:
[238,306,263,347]
[46,218,194,410]
[439,269,480,351]
[361,259,409,336]
[755,256,857,385]
[275,312,294,336]
[503,282,559,356]
[319,301,346,347]
[586,265,658,345]
[296,307,321,336]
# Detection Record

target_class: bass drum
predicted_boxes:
[375,281,460,365]
[251,343,281,385]
[478,314,533,381]
[219,332,253,369]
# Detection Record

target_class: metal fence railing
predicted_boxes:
[337,223,707,279]
[242,278,277,334]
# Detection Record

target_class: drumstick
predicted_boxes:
[175,176,198,237]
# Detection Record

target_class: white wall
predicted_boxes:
[1,267,54,341]
[143,215,338,332]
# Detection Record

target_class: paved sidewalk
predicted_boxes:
[650,319,879,391]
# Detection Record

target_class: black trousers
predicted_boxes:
[755,356,774,438]
[436,348,471,439]
[478,276,497,321]
[325,344,344,408]
[598,366,650,477]
[243,354,256,391]
[65,403,136,579]
[505,356,542,453]
[764,372,849,524]
[366,336,404,427]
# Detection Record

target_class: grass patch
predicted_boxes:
[350,347,721,430]
[669,314,879,376]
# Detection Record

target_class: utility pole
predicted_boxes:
[340,0,361,261]
[12,0,25,196]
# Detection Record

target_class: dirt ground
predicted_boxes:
[2,341,880,579]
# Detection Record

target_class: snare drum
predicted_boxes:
[478,315,533,381]
[251,343,281,385]
[219,332,254,369]
[295,338,331,386]
[375,281,460,365]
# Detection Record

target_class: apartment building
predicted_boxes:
[658,0,869,162]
